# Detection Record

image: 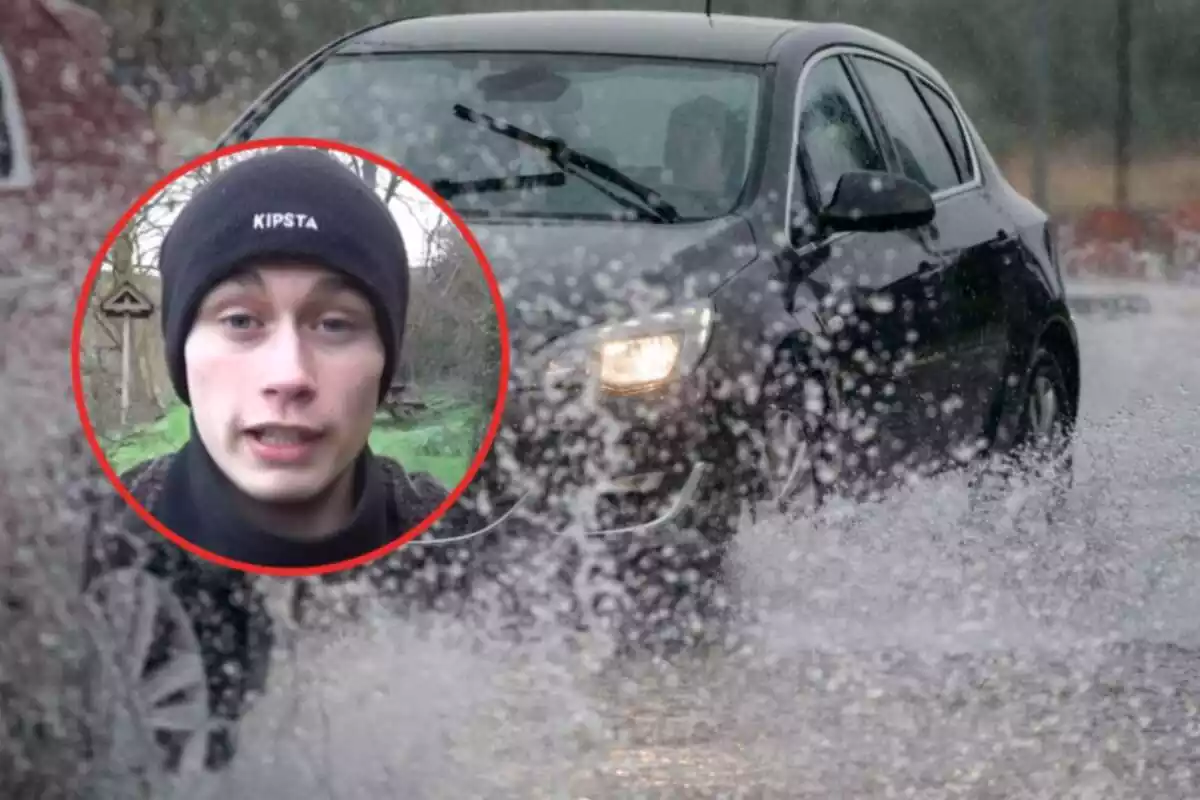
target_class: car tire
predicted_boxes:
[744,350,839,525]
[1014,346,1077,517]
[969,345,1076,529]
[694,356,838,626]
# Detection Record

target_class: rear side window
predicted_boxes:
[794,56,886,210]
[850,56,959,194]
[0,47,31,189]
[915,80,974,185]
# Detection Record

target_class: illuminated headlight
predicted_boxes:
[534,300,714,396]
[598,335,682,387]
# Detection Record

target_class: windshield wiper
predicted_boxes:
[451,103,681,224]
[432,171,566,199]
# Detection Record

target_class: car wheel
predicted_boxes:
[1015,346,1076,514]
[744,354,841,525]
[754,402,823,519]
[970,346,1076,529]
[1016,350,1075,460]
[700,362,837,627]
[82,567,219,781]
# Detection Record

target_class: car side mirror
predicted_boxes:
[818,170,935,234]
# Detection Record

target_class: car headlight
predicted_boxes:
[533,300,714,396]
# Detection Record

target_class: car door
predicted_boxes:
[783,54,950,491]
[910,77,1017,456]
[847,55,1015,464]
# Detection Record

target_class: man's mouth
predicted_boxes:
[243,424,326,464]
[244,424,324,444]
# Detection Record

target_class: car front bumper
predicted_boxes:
[447,365,743,550]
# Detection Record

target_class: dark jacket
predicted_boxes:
[119,433,487,568]
[81,446,503,772]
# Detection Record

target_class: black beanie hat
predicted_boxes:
[157,147,409,406]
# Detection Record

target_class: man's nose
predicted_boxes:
[258,324,317,401]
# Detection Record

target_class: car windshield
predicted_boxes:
[244,52,765,222]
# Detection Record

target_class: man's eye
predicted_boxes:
[220,313,259,331]
[319,316,358,334]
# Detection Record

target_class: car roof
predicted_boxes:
[336,10,816,64]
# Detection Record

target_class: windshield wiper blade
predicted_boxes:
[452,103,681,223]
[432,171,566,199]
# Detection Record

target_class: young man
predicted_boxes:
[80,147,504,776]
[131,145,480,567]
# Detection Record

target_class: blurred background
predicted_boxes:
[72,0,1200,284]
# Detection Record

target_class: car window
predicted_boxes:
[0,47,31,188]
[794,56,886,212]
[247,52,764,222]
[0,81,12,179]
[914,79,974,185]
[850,56,960,194]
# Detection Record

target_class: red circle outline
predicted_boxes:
[71,136,511,577]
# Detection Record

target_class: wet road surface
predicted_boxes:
[184,283,1200,799]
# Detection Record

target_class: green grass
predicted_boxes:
[103,392,483,489]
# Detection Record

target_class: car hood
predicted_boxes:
[464,215,759,355]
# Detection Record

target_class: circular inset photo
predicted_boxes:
[72,137,509,575]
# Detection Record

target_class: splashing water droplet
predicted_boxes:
[867,293,896,313]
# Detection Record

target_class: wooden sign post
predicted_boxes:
[98,280,155,426]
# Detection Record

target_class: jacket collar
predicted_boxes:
[152,416,395,569]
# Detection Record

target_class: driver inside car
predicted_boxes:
[662,94,738,212]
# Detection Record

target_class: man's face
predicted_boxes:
[184,263,385,504]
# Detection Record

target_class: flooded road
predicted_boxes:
[178,285,1200,799]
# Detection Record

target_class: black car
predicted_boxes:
[218,9,1081,573]
[74,10,1084,776]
